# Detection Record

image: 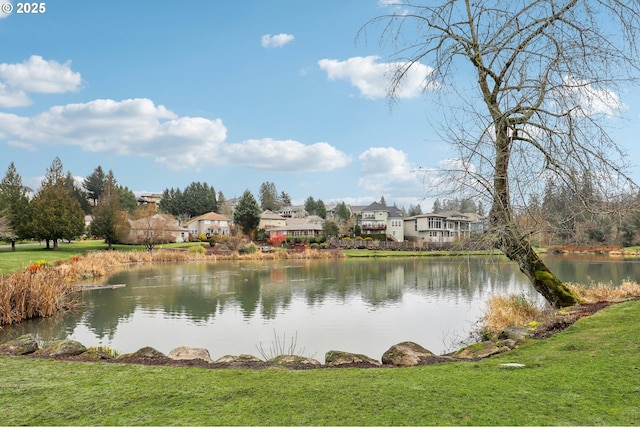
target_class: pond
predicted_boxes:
[2,254,639,360]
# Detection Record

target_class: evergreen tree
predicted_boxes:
[304,196,316,216]
[31,157,85,249]
[432,199,442,213]
[259,181,279,211]
[0,162,31,250]
[65,171,91,214]
[217,191,233,216]
[460,198,477,214]
[83,166,106,206]
[116,185,138,215]
[334,202,352,223]
[278,191,292,208]
[233,190,261,236]
[408,203,423,216]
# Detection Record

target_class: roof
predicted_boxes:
[185,212,231,225]
[362,202,404,218]
[261,210,285,220]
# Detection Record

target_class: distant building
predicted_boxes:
[184,212,231,237]
[403,211,482,243]
[357,202,404,241]
[259,210,287,230]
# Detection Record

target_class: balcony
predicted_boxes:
[362,224,387,231]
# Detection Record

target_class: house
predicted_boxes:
[122,213,188,245]
[403,211,473,244]
[184,212,231,238]
[259,210,286,230]
[268,218,323,239]
[357,202,405,241]
[278,205,307,218]
[137,192,163,207]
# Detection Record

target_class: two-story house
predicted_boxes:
[184,212,231,238]
[259,210,287,230]
[403,211,473,244]
[358,202,404,241]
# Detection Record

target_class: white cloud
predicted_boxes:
[358,147,424,195]
[0,55,82,107]
[261,33,295,48]
[0,98,351,173]
[318,56,434,99]
[557,76,623,117]
[221,138,351,172]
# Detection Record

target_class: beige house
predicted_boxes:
[259,210,287,230]
[403,212,472,244]
[122,213,187,245]
[184,212,231,238]
[268,218,323,239]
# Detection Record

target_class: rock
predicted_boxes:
[117,346,167,360]
[325,350,381,368]
[168,346,213,363]
[0,334,39,355]
[453,341,502,360]
[79,349,114,360]
[36,339,87,357]
[382,341,456,367]
[213,354,268,368]
[499,327,531,342]
[269,355,322,369]
[496,339,518,350]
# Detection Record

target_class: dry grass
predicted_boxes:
[483,280,640,332]
[0,267,75,326]
[483,294,543,331]
[567,280,640,303]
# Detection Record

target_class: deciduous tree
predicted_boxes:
[367,1,640,307]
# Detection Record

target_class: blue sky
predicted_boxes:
[1,1,639,210]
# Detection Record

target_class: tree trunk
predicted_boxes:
[10,238,15,252]
[490,124,580,308]
[497,223,581,308]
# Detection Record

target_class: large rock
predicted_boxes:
[453,341,503,360]
[325,350,381,368]
[168,346,213,363]
[382,341,456,367]
[117,346,167,360]
[213,354,268,369]
[36,339,87,357]
[269,355,323,369]
[0,334,39,355]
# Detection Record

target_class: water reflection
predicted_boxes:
[3,255,637,359]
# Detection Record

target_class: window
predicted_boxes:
[428,217,442,229]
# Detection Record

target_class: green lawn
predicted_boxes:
[0,240,203,275]
[1,299,639,425]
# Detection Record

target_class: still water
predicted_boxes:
[2,255,639,359]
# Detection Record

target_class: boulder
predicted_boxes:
[79,349,114,360]
[0,334,39,355]
[382,341,456,367]
[168,346,213,363]
[213,354,268,368]
[499,327,531,342]
[36,339,87,357]
[117,346,167,360]
[453,341,502,360]
[269,355,323,369]
[325,350,381,368]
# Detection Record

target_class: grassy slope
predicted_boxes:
[1,300,639,425]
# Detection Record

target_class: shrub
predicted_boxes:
[188,245,206,254]
[240,242,259,254]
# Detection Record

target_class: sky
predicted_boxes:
[1,1,640,211]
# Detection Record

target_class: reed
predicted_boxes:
[567,280,640,303]
[482,293,543,331]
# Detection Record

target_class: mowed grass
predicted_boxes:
[1,300,639,425]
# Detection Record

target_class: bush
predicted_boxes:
[240,242,259,254]
[198,233,208,242]
[188,245,206,254]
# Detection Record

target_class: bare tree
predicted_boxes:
[365,1,640,307]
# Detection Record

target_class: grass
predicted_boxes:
[1,299,639,425]
[341,248,500,258]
